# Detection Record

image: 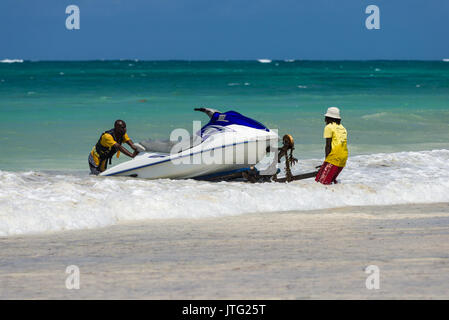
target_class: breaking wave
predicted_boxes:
[1,149,449,236]
[0,59,24,63]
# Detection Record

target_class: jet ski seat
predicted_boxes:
[137,136,197,154]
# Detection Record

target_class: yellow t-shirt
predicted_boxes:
[90,132,130,166]
[324,122,348,167]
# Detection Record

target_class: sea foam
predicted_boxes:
[0,59,23,63]
[1,150,449,236]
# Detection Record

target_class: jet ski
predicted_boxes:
[100,108,278,179]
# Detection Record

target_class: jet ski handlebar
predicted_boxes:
[194,107,220,119]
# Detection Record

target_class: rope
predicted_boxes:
[278,134,298,182]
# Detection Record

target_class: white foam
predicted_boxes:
[257,59,272,63]
[0,59,23,63]
[442,59,449,62]
[361,112,388,119]
[228,82,251,86]
[1,149,449,237]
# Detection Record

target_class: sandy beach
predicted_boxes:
[1,202,449,299]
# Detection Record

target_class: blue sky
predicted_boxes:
[0,0,448,60]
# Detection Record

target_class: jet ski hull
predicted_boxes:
[100,138,275,179]
[100,111,278,180]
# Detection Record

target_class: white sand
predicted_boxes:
[1,203,449,299]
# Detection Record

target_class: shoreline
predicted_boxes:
[1,202,449,299]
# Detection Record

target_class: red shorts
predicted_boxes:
[315,162,343,185]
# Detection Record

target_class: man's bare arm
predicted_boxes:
[114,143,138,158]
[325,138,332,158]
[126,139,139,152]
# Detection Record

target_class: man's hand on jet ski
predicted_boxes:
[114,143,139,158]
[126,139,141,158]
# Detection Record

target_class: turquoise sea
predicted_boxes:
[1,60,449,236]
[1,60,448,171]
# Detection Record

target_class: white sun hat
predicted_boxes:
[324,107,341,119]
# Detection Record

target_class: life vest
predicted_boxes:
[94,129,124,165]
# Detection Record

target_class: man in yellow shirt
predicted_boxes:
[315,107,348,185]
[88,120,139,175]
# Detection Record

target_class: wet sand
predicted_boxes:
[1,203,449,299]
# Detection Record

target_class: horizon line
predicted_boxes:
[2,58,449,62]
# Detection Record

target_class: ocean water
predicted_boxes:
[1,60,449,236]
